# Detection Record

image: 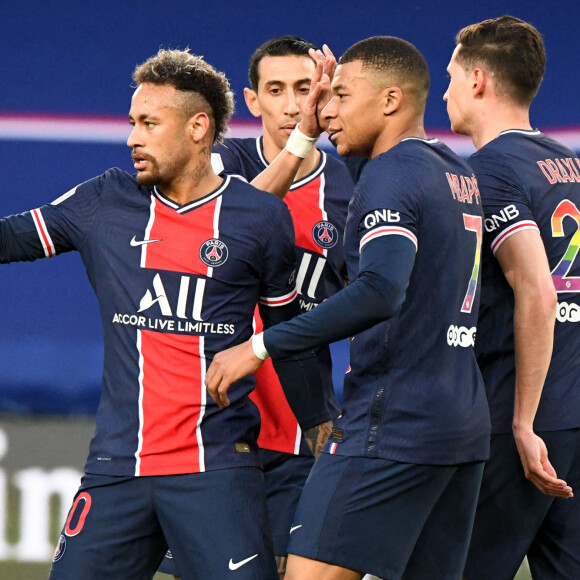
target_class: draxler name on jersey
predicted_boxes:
[537,156,580,184]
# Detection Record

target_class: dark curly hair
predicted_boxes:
[133,48,234,143]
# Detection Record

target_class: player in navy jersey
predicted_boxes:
[155,36,351,580]
[206,36,490,580]
[0,48,331,580]
[212,36,352,578]
[444,16,577,580]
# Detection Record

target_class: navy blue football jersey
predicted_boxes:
[0,169,303,476]
[212,137,352,455]
[265,138,491,465]
[471,129,580,433]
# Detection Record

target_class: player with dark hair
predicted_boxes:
[206,36,490,580]
[444,15,577,580]
[158,34,352,580]
[0,47,331,580]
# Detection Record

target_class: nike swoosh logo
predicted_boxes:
[130,235,163,247]
[228,554,258,570]
[290,524,303,534]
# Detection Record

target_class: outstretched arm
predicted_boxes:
[496,229,573,498]
[206,234,416,407]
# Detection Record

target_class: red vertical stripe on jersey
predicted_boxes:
[138,330,204,475]
[284,176,325,255]
[136,197,218,475]
[249,306,301,454]
[143,198,217,274]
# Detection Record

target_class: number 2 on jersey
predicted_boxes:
[551,199,580,292]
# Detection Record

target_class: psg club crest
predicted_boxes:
[53,534,66,562]
[312,221,338,249]
[200,238,229,267]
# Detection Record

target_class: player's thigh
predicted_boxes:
[288,453,458,580]
[403,461,484,579]
[463,433,555,580]
[261,448,314,556]
[154,467,278,580]
[528,428,580,580]
[49,474,166,580]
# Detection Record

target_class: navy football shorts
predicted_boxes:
[260,448,314,556]
[463,428,580,580]
[287,452,484,580]
[50,467,278,580]
[158,449,314,576]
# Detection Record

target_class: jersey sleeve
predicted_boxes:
[352,157,421,253]
[0,174,103,263]
[470,153,538,255]
[264,156,420,359]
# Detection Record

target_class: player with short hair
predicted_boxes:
[206,36,490,580]
[1,48,331,580]
[444,15,577,580]
[159,34,352,580]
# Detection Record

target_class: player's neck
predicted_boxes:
[160,162,224,206]
[472,102,532,149]
[370,121,427,159]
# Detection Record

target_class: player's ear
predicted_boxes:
[472,68,486,97]
[244,87,262,118]
[188,112,212,143]
[383,86,403,116]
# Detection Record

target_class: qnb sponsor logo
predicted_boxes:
[363,209,401,229]
[484,204,520,233]
[556,301,580,322]
[447,325,476,348]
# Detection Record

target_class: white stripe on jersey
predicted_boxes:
[50,186,78,206]
[491,220,539,254]
[317,172,329,259]
[134,329,145,476]
[293,424,302,455]
[31,208,56,258]
[196,336,207,472]
[360,226,418,251]
[258,288,298,307]
[141,196,158,268]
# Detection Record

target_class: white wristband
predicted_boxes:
[251,333,270,361]
[285,124,317,158]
